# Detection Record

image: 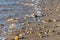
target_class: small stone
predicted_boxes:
[35,15,38,18]
[19,34,23,37]
[19,33,24,39]
[29,31,33,34]
[48,29,55,33]
[26,31,29,34]
[46,19,52,22]
[37,28,42,31]
[56,9,59,11]
[38,33,44,38]
[38,33,42,37]
[53,19,56,22]
[15,36,19,40]
[44,32,48,34]
[41,20,46,23]
[59,14,60,16]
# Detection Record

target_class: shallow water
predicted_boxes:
[0,0,60,39]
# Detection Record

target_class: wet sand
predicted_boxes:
[0,0,60,40]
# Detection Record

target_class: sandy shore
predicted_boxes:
[0,0,60,40]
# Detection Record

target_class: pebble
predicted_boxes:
[41,19,46,23]
[38,33,42,36]
[44,31,48,34]
[53,19,56,22]
[19,33,26,39]
[38,32,45,38]
[48,29,55,33]
[35,15,38,18]
[26,31,30,34]
[19,33,23,37]
[29,31,33,34]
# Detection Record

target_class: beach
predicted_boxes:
[0,0,60,40]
